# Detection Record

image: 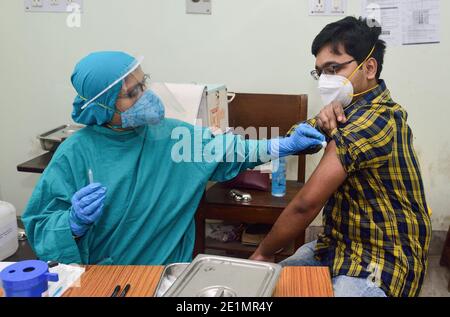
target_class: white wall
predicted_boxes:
[0,0,449,230]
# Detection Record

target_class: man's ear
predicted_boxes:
[365,57,378,81]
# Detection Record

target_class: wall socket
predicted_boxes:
[330,0,346,14]
[25,0,83,12]
[309,0,347,16]
[32,0,43,7]
[312,0,325,13]
[186,0,212,15]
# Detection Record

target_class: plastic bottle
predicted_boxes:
[271,157,286,197]
[0,201,18,261]
[0,260,59,297]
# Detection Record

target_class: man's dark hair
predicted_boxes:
[312,16,386,79]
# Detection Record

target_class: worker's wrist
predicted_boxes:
[70,221,88,239]
[268,138,287,159]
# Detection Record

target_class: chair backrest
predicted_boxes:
[228,93,308,183]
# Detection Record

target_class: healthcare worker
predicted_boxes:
[22,51,325,265]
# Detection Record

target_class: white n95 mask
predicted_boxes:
[318,74,354,107]
[317,45,379,108]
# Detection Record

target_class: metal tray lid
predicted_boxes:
[154,263,190,297]
[163,254,282,297]
[39,124,84,142]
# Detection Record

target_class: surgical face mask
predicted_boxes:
[318,73,354,107]
[118,89,165,128]
[317,45,377,108]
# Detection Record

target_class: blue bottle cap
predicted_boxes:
[0,260,59,292]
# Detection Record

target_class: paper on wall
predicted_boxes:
[362,0,440,46]
[402,0,440,45]
[362,0,403,46]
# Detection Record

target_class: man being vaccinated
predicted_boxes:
[251,17,431,297]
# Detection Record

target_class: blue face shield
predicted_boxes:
[118,90,165,129]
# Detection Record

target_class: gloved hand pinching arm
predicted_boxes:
[69,183,107,238]
[268,123,326,158]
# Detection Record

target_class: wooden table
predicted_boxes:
[58,266,333,297]
[195,182,305,261]
[17,152,53,174]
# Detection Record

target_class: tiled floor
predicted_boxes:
[420,256,450,297]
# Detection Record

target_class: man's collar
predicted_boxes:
[344,79,388,114]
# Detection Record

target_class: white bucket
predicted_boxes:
[0,201,18,261]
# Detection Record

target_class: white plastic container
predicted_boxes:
[0,201,18,261]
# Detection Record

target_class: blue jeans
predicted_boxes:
[280,241,387,297]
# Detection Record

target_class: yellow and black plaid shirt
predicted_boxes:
[291,80,431,297]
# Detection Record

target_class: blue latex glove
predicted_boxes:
[69,183,107,237]
[269,123,326,158]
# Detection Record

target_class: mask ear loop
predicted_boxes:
[343,45,379,98]
[79,80,125,116]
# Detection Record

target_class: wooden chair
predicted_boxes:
[194,93,309,261]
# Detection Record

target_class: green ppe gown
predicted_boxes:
[22,119,269,265]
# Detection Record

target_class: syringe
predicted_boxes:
[88,169,94,184]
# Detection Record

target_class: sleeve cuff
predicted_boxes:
[332,131,359,174]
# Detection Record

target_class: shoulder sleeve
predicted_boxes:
[332,107,394,174]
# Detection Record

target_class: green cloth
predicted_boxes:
[22,119,269,265]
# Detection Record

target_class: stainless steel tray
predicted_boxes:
[39,124,84,152]
[163,254,282,297]
[154,263,190,297]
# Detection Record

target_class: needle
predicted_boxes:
[88,169,94,184]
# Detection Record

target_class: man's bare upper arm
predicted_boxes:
[292,141,348,213]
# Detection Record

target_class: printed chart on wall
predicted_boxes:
[362,0,440,46]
